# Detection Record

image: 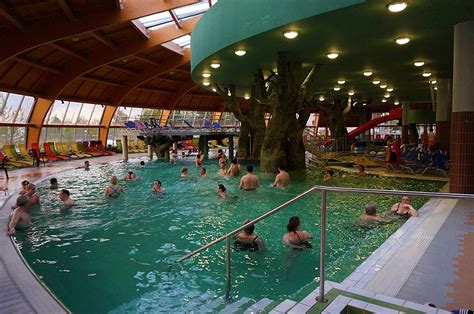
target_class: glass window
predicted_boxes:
[129,108,143,120]
[63,102,82,124]
[112,107,130,126]
[0,92,35,124]
[89,105,104,125]
[16,96,34,123]
[1,93,23,123]
[47,101,67,124]
[44,101,104,126]
[0,127,26,147]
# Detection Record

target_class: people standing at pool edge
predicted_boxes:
[240,165,260,190]
[234,220,265,251]
[273,166,290,187]
[105,176,124,198]
[283,216,312,249]
[7,196,32,236]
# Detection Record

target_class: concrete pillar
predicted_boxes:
[435,78,452,152]
[198,135,209,159]
[122,134,128,162]
[228,136,234,160]
[401,102,409,144]
[147,145,153,160]
[450,21,474,193]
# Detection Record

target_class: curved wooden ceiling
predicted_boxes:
[0,0,222,111]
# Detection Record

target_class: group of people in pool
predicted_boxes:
[359,195,418,225]
[7,178,74,235]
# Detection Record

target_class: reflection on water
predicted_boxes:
[14,159,444,313]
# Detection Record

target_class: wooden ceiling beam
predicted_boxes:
[131,20,150,39]
[57,0,76,21]
[91,31,117,49]
[44,17,198,100]
[49,42,87,60]
[106,64,137,75]
[169,10,182,29]
[132,54,161,66]
[0,0,200,63]
[161,42,184,55]
[166,80,196,110]
[14,56,63,74]
[0,2,25,29]
[116,0,124,10]
[136,86,175,94]
[81,75,125,87]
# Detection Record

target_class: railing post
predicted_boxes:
[317,189,327,302]
[225,236,231,302]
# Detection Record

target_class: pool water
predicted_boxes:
[14,159,444,313]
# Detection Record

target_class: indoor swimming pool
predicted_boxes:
[13,159,444,313]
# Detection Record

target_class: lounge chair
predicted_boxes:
[0,150,30,168]
[79,142,101,156]
[0,153,8,179]
[115,139,123,153]
[97,141,115,155]
[212,122,222,130]
[203,120,212,129]
[124,121,137,129]
[56,142,79,158]
[421,150,448,177]
[3,144,33,165]
[17,144,35,163]
[70,142,93,158]
[44,143,70,160]
[184,120,193,128]
[30,143,48,165]
[150,118,160,128]
[128,140,139,153]
[137,140,147,153]
[143,121,153,129]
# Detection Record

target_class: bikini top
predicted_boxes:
[108,185,121,197]
[288,232,312,250]
[234,236,260,251]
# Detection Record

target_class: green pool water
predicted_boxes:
[14,158,444,313]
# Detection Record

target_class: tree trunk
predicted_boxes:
[237,123,250,158]
[325,99,351,151]
[286,118,307,171]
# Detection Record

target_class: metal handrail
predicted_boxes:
[176,185,474,302]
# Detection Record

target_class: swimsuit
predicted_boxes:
[288,232,312,250]
[393,203,410,218]
[107,185,121,198]
[234,236,260,251]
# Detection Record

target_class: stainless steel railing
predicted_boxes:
[176,185,474,303]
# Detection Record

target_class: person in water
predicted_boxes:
[84,160,90,171]
[50,177,58,189]
[200,168,207,177]
[152,180,165,193]
[219,163,227,176]
[323,169,334,181]
[240,165,260,190]
[227,159,241,176]
[357,164,366,176]
[59,189,74,205]
[7,195,32,236]
[360,203,384,222]
[234,220,265,251]
[390,196,417,217]
[273,165,290,187]
[217,184,228,198]
[283,216,312,249]
[105,176,124,198]
[26,183,40,209]
[124,171,138,181]
[195,154,203,167]
[181,167,188,178]
[19,180,29,195]
[139,160,145,167]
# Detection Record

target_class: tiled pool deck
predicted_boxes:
[1,156,473,313]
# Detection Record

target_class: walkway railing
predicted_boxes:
[176,185,474,302]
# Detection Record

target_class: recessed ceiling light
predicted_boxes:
[395,37,410,45]
[202,73,211,78]
[362,103,367,106]
[434,86,438,90]
[386,87,394,92]
[430,80,437,84]
[380,84,387,89]
[327,52,339,59]
[384,93,391,98]
[72,36,80,42]
[212,88,217,92]
[244,95,250,99]
[394,101,400,105]
[414,61,425,67]
[122,58,128,63]
[363,71,373,77]
[334,86,341,91]
[372,80,381,85]
[235,49,247,56]
[319,95,325,101]
[337,80,346,85]
[422,72,432,77]
[202,81,210,86]
[382,99,387,103]
[348,90,355,96]
[210,63,221,69]
[283,30,299,39]
[388,1,408,13]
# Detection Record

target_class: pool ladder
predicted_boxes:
[176,185,474,305]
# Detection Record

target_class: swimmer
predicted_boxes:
[219,163,227,176]
[7,196,32,236]
[283,216,312,250]
[217,184,228,198]
[359,203,384,222]
[151,180,165,193]
[124,171,138,181]
[200,168,207,177]
[240,165,260,190]
[26,183,40,208]
[59,189,74,205]
[84,160,90,171]
[181,167,188,178]
[105,176,124,198]
[273,165,290,187]
[357,165,366,176]
[170,150,177,165]
[181,152,186,158]
[323,169,334,181]
[234,220,265,251]
[227,159,241,176]
[195,154,203,167]
[50,178,58,189]
[390,196,417,217]
[139,160,145,167]
[19,180,29,195]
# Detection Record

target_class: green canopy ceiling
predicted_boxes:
[190,0,474,104]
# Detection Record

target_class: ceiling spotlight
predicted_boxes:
[283,30,299,39]
[430,80,437,84]
[386,87,394,92]
[244,95,250,100]
[202,81,210,86]
[122,58,128,63]
[334,86,341,91]
[382,99,387,103]
[348,90,355,96]
[380,84,387,89]
[319,95,325,101]
[395,37,410,45]
[422,72,432,77]
[234,49,247,56]
[212,88,217,92]
[363,71,373,77]
[72,37,80,42]
[394,101,400,105]
[414,61,425,67]
[210,63,221,69]
[202,73,211,78]
[362,103,367,106]
[337,80,346,85]
[327,52,339,59]
[384,93,391,98]
[387,1,408,13]
[434,86,438,90]
[372,80,381,85]
[227,89,231,96]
